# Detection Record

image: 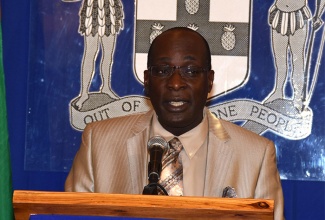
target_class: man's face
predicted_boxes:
[144,30,214,136]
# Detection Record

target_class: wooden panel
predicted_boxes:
[13,190,274,220]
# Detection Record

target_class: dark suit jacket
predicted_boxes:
[65,109,284,219]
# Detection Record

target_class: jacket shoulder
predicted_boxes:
[85,110,152,134]
[208,110,273,150]
[222,119,271,144]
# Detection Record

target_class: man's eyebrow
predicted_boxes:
[184,55,196,61]
[158,57,171,62]
[156,55,196,62]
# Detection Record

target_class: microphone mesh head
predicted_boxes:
[147,136,169,152]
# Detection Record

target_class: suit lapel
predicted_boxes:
[126,110,153,194]
[204,110,233,197]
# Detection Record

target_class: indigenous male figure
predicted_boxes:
[66,27,284,220]
[75,0,124,109]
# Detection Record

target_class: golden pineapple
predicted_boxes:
[187,23,199,31]
[185,0,200,15]
[221,24,236,51]
[149,23,164,44]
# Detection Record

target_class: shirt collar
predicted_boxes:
[152,111,208,159]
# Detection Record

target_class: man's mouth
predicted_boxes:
[169,101,186,107]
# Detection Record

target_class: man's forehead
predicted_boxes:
[153,29,203,46]
[154,55,197,62]
[147,28,210,67]
[152,36,206,56]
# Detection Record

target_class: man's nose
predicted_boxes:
[167,70,187,90]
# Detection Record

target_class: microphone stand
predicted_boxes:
[142,177,168,195]
[142,176,159,195]
[142,136,169,195]
[142,154,163,195]
[142,148,168,195]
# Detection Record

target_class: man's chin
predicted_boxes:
[159,116,198,130]
[159,113,187,125]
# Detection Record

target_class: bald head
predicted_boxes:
[147,27,212,70]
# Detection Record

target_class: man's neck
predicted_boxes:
[163,119,203,136]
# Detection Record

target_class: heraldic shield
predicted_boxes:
[134,0,252,99]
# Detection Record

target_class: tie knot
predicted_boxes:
[169,137,183,153]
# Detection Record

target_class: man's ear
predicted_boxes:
[144,70,149,83]
[144,70,149,95]
[207,70,214,92]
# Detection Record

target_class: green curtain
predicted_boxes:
[0,22,14,220]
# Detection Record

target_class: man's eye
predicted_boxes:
[157,68,170,75]
[184,68,200,77]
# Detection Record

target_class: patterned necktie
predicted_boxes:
[159,137,183,196]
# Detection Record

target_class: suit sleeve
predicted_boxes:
[255,140,284,220]
[65,125,94,192]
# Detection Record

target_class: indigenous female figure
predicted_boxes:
[265,0,312,111]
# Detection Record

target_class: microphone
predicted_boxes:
[147,136,169,184]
